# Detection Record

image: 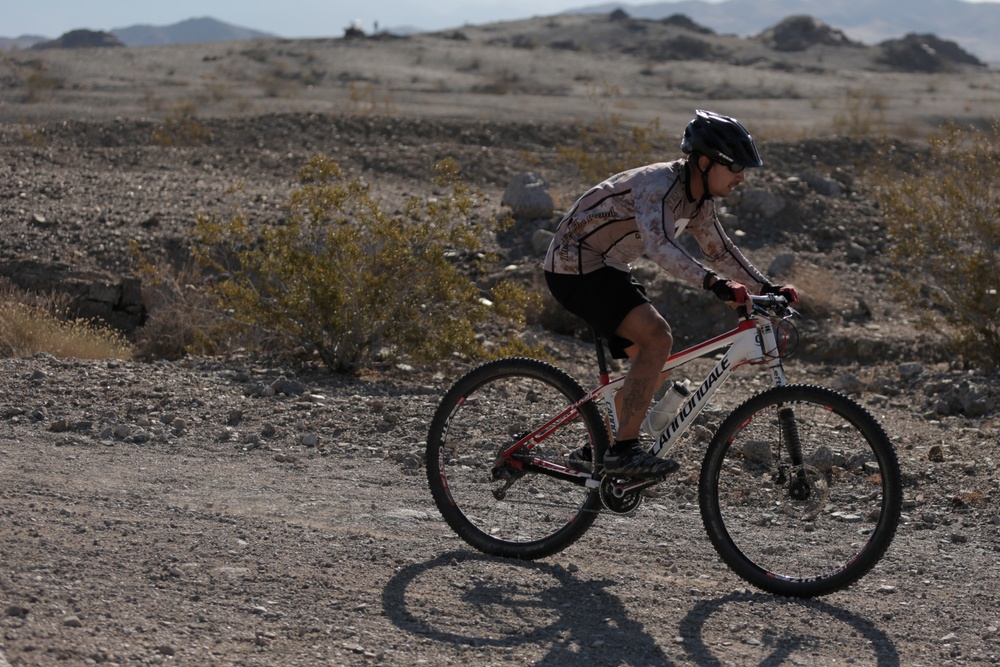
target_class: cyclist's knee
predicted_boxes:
[636,321,672,358]
[647,313,672,343]
[618,304,672,354]
[649,326,673,358]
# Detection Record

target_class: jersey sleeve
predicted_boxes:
[687,207,771,291]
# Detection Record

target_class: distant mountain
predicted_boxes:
[0,35,47,50]
[570,0,1000,62]
[112,17,277,47]
[1,17,278,51]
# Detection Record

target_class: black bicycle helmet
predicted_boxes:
[681,109,763,169]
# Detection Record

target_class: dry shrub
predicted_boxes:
[18,123,48,148]
[151,103,212,147]
[872,120,1000,368]
[130,254,249,361]
[343,82,396,115]
[555,84,672,183]
[556,113,671,184]
[832,86,888,137]
[190,156,541,372]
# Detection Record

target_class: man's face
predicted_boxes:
[706,159,746,197]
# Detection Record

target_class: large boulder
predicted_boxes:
[31,30,124,50]
[660,14,714,35]
[501,173,554,221]
[0,259,145,330]
[877,33,985,72]
[758,16,859,52]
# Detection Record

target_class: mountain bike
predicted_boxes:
[425,295,902,597]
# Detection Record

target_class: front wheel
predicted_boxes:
[699,384,902,597]
[426,358,608,560]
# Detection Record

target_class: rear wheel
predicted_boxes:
[426,358,607,559]
[700,384,902,597]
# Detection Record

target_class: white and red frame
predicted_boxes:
[499,295,792,485]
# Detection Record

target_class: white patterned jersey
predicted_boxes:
[543,160,771,290]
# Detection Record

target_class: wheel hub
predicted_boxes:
[780,465,828,519]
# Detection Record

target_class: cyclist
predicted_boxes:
[544,109,798,477]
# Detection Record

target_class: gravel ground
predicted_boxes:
[0,348,998,666]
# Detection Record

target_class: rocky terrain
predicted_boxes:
[0,11,999,667]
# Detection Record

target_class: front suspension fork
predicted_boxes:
[778,406,812,500]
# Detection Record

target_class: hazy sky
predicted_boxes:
[6,0,998,38]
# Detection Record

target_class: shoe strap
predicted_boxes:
[612,438,640,451]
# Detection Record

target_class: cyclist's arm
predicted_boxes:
[688,208,771,293]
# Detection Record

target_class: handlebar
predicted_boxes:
[741,294,797,320]
[750,294,788,306]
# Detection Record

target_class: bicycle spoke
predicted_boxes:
[427,359,607,559]
[701,385,900,597]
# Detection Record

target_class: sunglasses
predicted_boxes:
[725,162,745,174]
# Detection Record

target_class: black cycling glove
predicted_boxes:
[709,279,749,305]
[761,283,799,305]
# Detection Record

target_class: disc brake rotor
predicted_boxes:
[780,464,828,519]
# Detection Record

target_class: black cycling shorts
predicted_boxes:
[545,267,651,359]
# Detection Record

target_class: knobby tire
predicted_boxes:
[426,357,608,559]
[699,384,902,597]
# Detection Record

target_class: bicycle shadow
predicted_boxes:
[382,550,674,666]
[384,552,901,666]
[678,591,900,667]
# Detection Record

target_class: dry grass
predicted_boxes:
[0,286,132,360]
[831,86,889,136]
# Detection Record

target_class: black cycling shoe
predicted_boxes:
[602,439,679,478]
[567,445,593,472]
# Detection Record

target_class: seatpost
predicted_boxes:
[593,329,611,384]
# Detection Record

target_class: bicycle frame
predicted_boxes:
[499,296,790,483]
[603,298,789,460]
